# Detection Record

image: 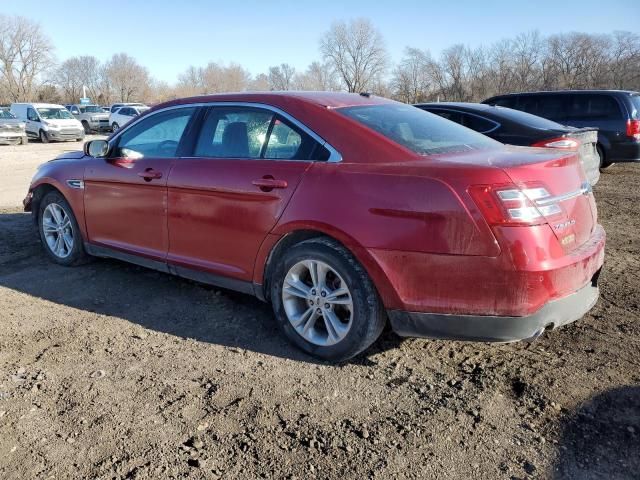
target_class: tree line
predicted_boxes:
[1,14,639,106]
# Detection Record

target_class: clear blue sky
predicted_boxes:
[3,0,639,82]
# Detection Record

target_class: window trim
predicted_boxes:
[424,107,501,134]
[107,101,342,162]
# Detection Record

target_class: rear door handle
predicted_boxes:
[138,168,163,181]
[252,178,288,190]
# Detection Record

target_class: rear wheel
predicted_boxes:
[39,130,49,143]
[82,121,91,134]
[112,122,119,133]
[598,145,614,170]
[38,191,88,266]
[270,238,386,362]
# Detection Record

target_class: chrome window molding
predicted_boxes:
[107,101,342,162]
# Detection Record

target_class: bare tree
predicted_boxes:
[293,61,339,91]
[268,63,296,90]
[54,55,107,104]
[248,73,270,91]
[391,47,433,103]
[0,15,53,102]
[320,18,388,93]
[104,53,149,102]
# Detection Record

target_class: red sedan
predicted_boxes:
[23,92,605,361]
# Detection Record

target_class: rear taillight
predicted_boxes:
[469,184,562,226]
[531,137,579,150]
[626,119,640,139]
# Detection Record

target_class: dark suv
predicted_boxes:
[482,90,640,168]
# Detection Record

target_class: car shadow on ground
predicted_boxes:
[553,385,640,479]
[0,212,403,365]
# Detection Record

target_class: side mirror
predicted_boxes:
[84,139,109,158]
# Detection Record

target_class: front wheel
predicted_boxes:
[270,237,386,362]
[38,191,88,266]
[39,130,49,143]
[111,122,119,133]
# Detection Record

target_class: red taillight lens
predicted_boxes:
[531,137,579,150]
[469,184,562,226]
[626,119,640,139]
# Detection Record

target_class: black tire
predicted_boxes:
[598,145,614,170]
[270,237,386,362]
[38,191,89,266]
[82,121,91,134]
[112,122,119,133]
[20,136,28,145]
[39,130,49,144]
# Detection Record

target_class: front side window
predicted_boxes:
[339,104,500,155]
[37,108,74,120]
[27,108,39,121]
[114,107,195,159]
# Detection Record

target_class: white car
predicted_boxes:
[109,105,150,132]
[10,103,84,143]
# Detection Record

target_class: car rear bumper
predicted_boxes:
[388,271,600,342]
[609,140,640,162]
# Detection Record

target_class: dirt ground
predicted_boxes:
[0,141,638,480]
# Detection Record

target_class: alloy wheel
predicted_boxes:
[282,259,353,346]
[42,203,74,259]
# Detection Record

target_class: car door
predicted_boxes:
[84,106,197,261]
[25,107,40,138]
[166,105,329,283]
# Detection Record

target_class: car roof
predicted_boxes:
[488,89,639,97]
[12,102,65,108]
[155,91,393,111]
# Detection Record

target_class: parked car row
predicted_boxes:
[0,101,151,145]
[24,91,606,361]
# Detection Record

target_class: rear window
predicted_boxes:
[338,104,500,155]
[491,106,566,129]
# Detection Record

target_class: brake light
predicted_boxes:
[469,184,562,226]
[531,137,579,150]
[626,119,640,139]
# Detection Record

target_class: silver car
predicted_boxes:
[66,104,111,133]
[0,108,27,145]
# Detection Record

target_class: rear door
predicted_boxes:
[166,105,329,282]
[84,106,197,260]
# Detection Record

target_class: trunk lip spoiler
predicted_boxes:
[535,181,593,206]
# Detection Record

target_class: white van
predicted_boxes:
[10,103,84,143]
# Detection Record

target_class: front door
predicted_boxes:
[167,106,328,282]
[84,106,197,261]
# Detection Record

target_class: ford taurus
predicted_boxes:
[23,92,605,361]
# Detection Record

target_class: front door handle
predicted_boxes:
[252,178,288,191]
[138,168,163,181]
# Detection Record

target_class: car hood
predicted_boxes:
[0,118,25,127]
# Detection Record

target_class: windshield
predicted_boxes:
[79,105,103,113]
[338,104,500,155]
[136,107,150,114]
[0,109,16,119]
[37,108,74,120]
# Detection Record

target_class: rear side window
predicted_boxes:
[630,94,640,119]
[427,109,464,124]
[339,104,500,155]
[460,113,497,133]
[194,107,329,161]
[537,96,567,121]
[566,95,622,121]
